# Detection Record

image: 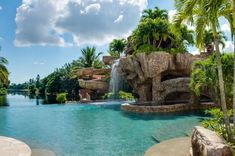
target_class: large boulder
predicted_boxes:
[191,126,233,156]
[78,79,109,92]
[102,56,119,65]
[77,68,110,79]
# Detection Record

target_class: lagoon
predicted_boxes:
[0,94,206,156]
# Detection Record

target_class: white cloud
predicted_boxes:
[168,9,176,23]
[223,41,234,52]
[33,61,45,65]
[15,0,147,47]
[114,14,124,23]
[221,23,230,32]
[0,6,2,11]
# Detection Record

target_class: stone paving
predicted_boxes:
[144,137,190,156]
[0,136,31,156]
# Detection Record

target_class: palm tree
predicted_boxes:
[131,18,173,51]
[230,0,235,134]
[109,39,127,57]
[77,46,103,69]
[141,7,168,21]
[203,30,227,54]
[175,0,233,141]
[0,56,9,85]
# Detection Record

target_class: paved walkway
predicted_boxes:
[144,137,190,156]
[32,149,56,156]
[0,136,31,156]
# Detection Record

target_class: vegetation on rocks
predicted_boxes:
[129,7,194,54]
[108,39,127,57]
[56,93,68,104]
[190,54,234,108]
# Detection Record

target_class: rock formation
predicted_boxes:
[191,126,233,156]
[77,68,110,100]
[119,52,208,104]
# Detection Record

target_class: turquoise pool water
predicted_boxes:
[0,94,206,156]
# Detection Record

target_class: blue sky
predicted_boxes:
[0,0,232,84]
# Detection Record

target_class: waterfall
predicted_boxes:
[109,59,124,98]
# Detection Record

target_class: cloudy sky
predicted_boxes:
[0,0,233,83]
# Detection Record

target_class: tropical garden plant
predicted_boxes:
[175,0,233,141]
[109,39,127,57]
[129,7,194,54]
[202,30,227,53]
[0,56,9,86]
[190,54,234,108]
[56,92,68,103]
[76,46,104,69]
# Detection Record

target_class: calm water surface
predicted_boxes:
[0,94,206,156]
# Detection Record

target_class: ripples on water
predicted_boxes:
[0,94,206,156]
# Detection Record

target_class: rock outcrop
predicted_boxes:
[119,52,208,104]
[191,126,233,156]
[77,67,110,100]
[103,56,119,65]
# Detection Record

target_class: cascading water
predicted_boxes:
[109,59,124,98]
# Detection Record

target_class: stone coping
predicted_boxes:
[144,137,190,156]
[121,103,216,113]
[0,136,31,156]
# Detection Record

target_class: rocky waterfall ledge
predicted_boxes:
[118,52,211,105]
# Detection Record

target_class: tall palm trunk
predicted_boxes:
[212,25,233,142]
[232,0,235,142]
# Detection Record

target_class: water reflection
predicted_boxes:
[0,95,8,106]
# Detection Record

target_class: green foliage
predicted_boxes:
[28,78,37,95]
[190,53,234,107]
[202,109,233,141]
[118,91,135,101]
[102,91,134,101]
[130,7,194,54]
[0,87,7,95]
[56,92,67,104]
[109,39,127,57]
[174,0,232,51]
[0,56,9,86]
[102,92,115,99]
[77,46,104,69]
[141,7,168,21]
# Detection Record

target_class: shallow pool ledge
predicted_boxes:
[121,103,216,113]
[144,137,190,156]
[0,136,31,156]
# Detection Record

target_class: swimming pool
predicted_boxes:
[0,94,205,156]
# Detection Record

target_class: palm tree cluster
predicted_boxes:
[76,46,104,69]
[174,0,234,142]
[129,7,194,54]
[0,55,9,86]
[108,39,127,57]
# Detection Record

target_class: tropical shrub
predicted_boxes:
[129,7,194,54]
[109,39,127,57]
[190,54,233,107]
[118,91,135,101]
[56,93,67,103]
[202,109,233,141]
[102,92,115,99]
[0,87,7,95]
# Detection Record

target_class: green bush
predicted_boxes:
[190,53,233,107]
[56,93,68,103]
[202,109,233,141]
[102,91,134,101]
[118,91,134,101]
[0,87,7,95]
[102,92,115,99]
